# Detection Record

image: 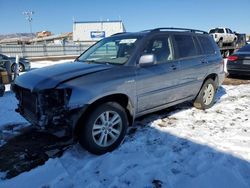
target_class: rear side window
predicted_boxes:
[198,36,216,55]
[193,37,203,55]
[218,29,224,33]
[174,35,197,58]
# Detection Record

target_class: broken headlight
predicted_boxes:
[41,88,72,108]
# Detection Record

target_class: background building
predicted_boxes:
[30,32,72,45]
[73,20,125,43]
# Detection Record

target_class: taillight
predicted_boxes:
[228,55,238,62]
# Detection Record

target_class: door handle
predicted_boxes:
[171,65,177,70]
[201,61,208,64]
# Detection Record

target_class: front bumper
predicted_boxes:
[13,84,87,132]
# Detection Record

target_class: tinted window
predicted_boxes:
[218,29,224,33]
[193,37,203,55]
[174,35,197,58]
[198,36,216,54]
[143,36,174,63]
[209,29,215,34]
[238,44,250,52]
[209,29,224,34]
[228,29,233,34]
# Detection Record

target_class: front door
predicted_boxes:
[136,35,182,113]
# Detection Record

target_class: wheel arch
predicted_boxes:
[203,73,219,88]
[74,93,134,138]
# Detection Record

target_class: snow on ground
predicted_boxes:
[30,59,74,69]
[0,60,250,188]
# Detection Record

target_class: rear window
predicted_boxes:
[209,29,224,34]
[174,35,197,58]
[238,44,250,52]
[198,36,216,54]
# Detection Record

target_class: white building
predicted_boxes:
[73,20,125,43]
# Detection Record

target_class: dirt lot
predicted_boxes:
[223,76,250,85]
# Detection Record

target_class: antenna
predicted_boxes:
[23,11,34,35]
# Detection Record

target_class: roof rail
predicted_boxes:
[144,27,208,34]
[111,32,127,36]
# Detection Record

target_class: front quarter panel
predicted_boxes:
[57,66,137,110]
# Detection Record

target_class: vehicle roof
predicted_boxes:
[112,28,208,38]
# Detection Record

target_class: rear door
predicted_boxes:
[198,35,223,76]
[136,34,182,113]
[171,34,207,98]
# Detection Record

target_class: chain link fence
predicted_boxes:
[0,43,94,58]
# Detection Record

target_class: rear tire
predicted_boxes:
[78,102,128,155]
[193,79,216,110]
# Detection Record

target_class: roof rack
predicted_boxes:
[111,32,127,36]
[143,27,208,34]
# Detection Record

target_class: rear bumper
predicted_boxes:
[227,63,250,76]
[227,69,250,76]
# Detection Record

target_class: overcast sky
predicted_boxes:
[0,0,250,35]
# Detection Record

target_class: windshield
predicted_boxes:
[77,36,141,65]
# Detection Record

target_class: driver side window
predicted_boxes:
[143,36,174,64]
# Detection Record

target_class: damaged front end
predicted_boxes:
[12,85,84,135]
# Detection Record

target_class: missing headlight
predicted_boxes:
[41,88,72,108]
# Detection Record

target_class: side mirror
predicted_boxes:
[139,54,155,66]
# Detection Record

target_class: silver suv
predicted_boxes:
[13,28,225,154]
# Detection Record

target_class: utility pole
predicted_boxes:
[23,11,34,35]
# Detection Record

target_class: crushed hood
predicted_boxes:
[15,61,112,91]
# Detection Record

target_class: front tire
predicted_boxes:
[78,102,128,155]
[193,79,216,110]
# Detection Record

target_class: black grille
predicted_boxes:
[21,88,37,113]
[17,87,39,124]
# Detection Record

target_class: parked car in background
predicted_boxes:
[227,44,250,76]
[12,28,225,155]
[0,53,30,72]
[209,27,237,47]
